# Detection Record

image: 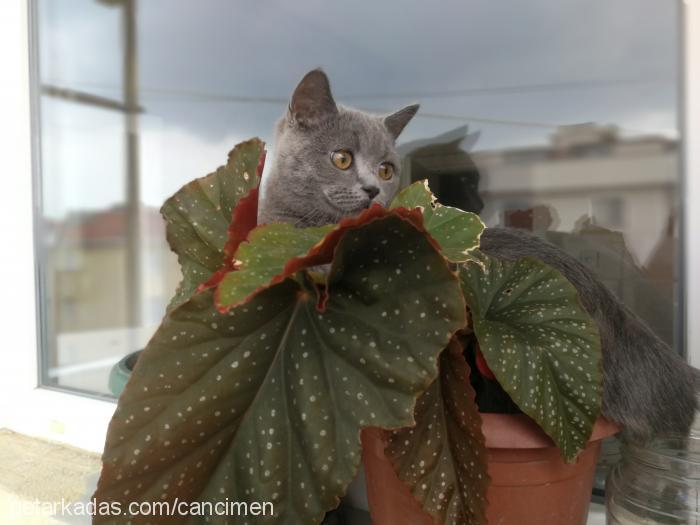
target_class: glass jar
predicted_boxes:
[606,432,700,524]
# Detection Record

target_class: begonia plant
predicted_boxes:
[94,138,601,525]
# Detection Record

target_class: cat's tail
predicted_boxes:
[596,300,698,440]
[479,227,699,441]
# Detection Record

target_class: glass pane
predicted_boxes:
[34,0,681,397]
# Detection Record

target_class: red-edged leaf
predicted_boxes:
[385,337,490,525]
[160,138,265,311]
[214,204,431,311]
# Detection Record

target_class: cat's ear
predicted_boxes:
[384,104,420,140]
[288,69,338,127]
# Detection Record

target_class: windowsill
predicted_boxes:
[587,502,606,524]
[0,429,100,524]
[0,428,609,524]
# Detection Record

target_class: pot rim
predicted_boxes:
[480,413,620,449]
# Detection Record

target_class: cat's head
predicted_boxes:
[264,69,418,226]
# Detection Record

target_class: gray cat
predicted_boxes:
[259,69,416,227]
[258,68,698,441]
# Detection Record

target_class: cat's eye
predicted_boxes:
[331,149,353,170]
[378,162,395,180]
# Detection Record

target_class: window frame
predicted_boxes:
[683,0,700,368]
[0,0,116,454]
[1,0,698,453]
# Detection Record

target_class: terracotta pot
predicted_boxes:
[362,414,620,525]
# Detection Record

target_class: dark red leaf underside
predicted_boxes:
[198,186,260,292]
[223,148,266,260]
[474,344,496,381]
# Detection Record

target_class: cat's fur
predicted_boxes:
[258,68,698,441]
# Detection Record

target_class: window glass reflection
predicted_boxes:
[35,0,680,396]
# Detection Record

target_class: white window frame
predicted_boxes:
[0,0,698,453]
[684,0,700,368]
[0,0,116,453]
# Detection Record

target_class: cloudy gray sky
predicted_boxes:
[37,0,680,216]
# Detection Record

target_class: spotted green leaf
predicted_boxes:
[459,251,602,461]
[160,138,265,311]
[94,215,467,525]
[387,338,490,525]
[390,180,436,210]
[391,181,484,263]
[216,222,334,309]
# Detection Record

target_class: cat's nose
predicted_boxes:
[362,185,380,199]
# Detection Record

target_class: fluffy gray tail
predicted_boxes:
[480,227,698,441]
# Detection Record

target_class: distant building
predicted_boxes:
[45,206,181,393]
[474,123,678,266]
[400,123,679,347]
[47,206,181,334]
